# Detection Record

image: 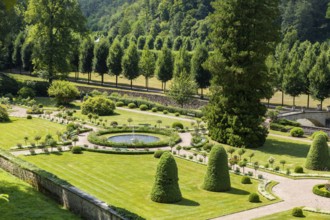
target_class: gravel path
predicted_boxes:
[9,105,28,118]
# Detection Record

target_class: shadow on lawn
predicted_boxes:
[175,197,200,206]
[226,187,250,196]
[260,138,311,158]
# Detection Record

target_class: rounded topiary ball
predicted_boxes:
[71,146,82,154]
[151,152,182,203]
[172,122,184,130]
[128,103,136,109]
[292,207,304,217]
[248,193,260,203]
[294,166,304,173]
[290,127,304,137]
[305,134,330,171]
[203,145,231,192]
[241,176,252,184]
[139,104,148,111]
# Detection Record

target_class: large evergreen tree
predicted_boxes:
[206,0,280,148]
[156,45,173,91]
[25,0,86,83]
[79,37,94,84]
[93,39,109,85]
[191,44,211,99]
[139,45,156,91]
[122,41,139,89]
[107,38,123,88]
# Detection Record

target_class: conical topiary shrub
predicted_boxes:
[150,152,182,203]
[305,134,330,171]
[203,145,231,192]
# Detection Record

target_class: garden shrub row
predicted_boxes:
[276,119,301,127]
[313,184,330,198]
[82,147,154,155]
[269,123,293,132]
[109,96,203,118]
[88,127,181,148]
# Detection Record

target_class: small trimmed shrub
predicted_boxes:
[241,176,252,184]
[163,110,168,115]
[151,107,158,112]
[150,152,182,203]
[27,115,32,119]
[248,193,260,203]
[154,150,165,158]
[270,123,289,132]
[292,207,304,217]
[294,166,304,173]
[290,127,304,137]
[274,166,280,171]
[110,121,118,127]
[203,145,231,192]
[116,101,124,107]
[172,122,184,129]
[128,103,136,109]
[311,131,329,141]
[71,146,82,154]
[0,106,10,122]
[139,104,148,111]
[258,174,263,179]
[305,134,330,170]
[175,112,180,117]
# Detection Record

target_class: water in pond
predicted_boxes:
[108,134,160,144]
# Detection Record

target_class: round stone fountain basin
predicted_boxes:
[108,134,160,144]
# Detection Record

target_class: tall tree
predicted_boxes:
[191,44,211,99]
[139,45,156,91]
[309,49,330,110]
[21,40,33,73]
[79,37,94,84]
[173,45,190,78]
[122,41,139,89]
[107,38,123,87]
[25,0,86,83]
[206,0,280,148]
[156,45,173,91]
[93,39,109,85]
[12,31,24,73]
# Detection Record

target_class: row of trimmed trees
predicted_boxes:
[268,33,330,109]
[151,145,230,203]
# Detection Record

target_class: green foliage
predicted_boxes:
[71,146,83,154]
[311,131,329,141]
[290,127,304,137]
[305,134,330,170]
[18,87,36,98]
[203,145,231,192]
[294,166,304,173]
[206,0,279,148]
[107,38,123,87]
[139,46,156,91]
[139,104,148,111]
[115,101,124,107]
[25,0,86,82]
[269,123,292,132]
[128,103,136,109]
[0,106,10,122]
[0,73,19,96]
[48,81,79,105]
[276,119,301,127]
[248,193,260,203]
[82,96,115,116]
[93,39,109,84]
[241,176,252,184]
[292,207,304,217]
[313,184,330,198]
[156,46,173,88]
[172,122,184,130]
[79,37,94,74]
[154,150,166,159]
[122,42,139,88]
[150,152,182,203]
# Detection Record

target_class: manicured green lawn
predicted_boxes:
[0,168,79,220]
[74,108,193,128]
[0,117,65,150]
[255,209,330,220]
[23,152,275,220]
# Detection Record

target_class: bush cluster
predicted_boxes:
[18,87,36,98]
[241,176,252,184]
[128,103,136,109]
[139,104,148,111]
[290,127,304,137]
[294,166,304,173]
[115,101,124,107]
[276,119,301,127]
[269,123,292,132]
[172,122,184,129]
[82,96,116,116]
[313,184,330,198]
[0,106,10,123]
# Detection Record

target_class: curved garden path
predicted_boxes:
[8,106,330,219]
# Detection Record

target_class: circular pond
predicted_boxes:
[108,134,160,144]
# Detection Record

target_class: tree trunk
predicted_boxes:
[131,80,133,90]
[268,99,270,108]
[307,94,310,109]
[281,91,284,106]
[293,96,295,107]
[321,100,323,110]
[164,82,166,92]
[101,74,104,85]
[201,88,204,99]
[116,75,118,87]
[146,77,148,91]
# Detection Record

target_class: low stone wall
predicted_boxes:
[0,152,124,220]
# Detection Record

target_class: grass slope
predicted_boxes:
[0,117,65,150]
[23,152,275,220]
[0,169,78,220]
[255,209,330,220]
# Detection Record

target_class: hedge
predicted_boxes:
[276,119,301,127]
[108,96,203,118]
[313,184,330,198]
[82,147,154,155]
[88,127,181,148]
[269,123,293,132]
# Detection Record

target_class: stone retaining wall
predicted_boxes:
[0,154,124,220]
